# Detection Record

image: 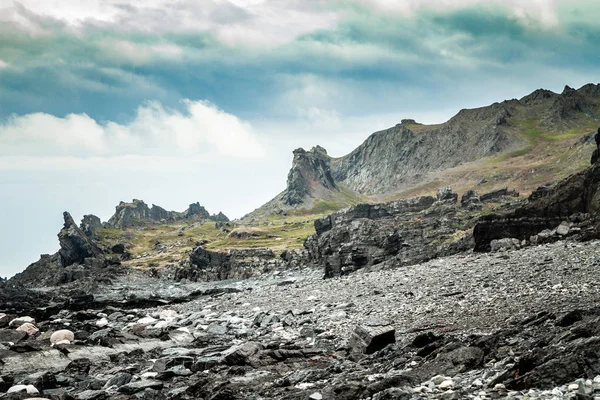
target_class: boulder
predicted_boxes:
[0,328,27,344]
[349,323,396,354]
[223,342,262,366]
[7,384,39,394]
[9,316,35,327]
[50,329,75,345]
[16,322,39,336]
[437,187,458,202]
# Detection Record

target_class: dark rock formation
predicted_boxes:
[177,247,308,282]
[106,200,228,229]
[479,187,519,203]
[436,187,458,202]
[349,323,396,354]
[106,199,152,228]
[210,211,230,223]
[80,214,102,239]
[58,212,104,267]
[592,128,600,165]
[306,195,481,278]
[461,190,481,210]
[184,202,210,219]
[474,137,600,251]
[286,146,337,206]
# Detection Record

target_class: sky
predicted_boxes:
[1,0,600,277]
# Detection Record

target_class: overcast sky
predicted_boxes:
[1,0,599,277]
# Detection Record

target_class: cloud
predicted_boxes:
[0,0,599,125]
[0,100,265,159]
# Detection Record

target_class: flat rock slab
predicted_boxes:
[118,379,164,394]
[349,324,395,354]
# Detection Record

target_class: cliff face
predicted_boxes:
[331,103,523,194]
[285,146,337,206]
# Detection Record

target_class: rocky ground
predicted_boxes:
[2,240,600,399]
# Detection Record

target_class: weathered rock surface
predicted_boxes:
[286,146,337,206]
[58,212,104,267]
[474,137,600,251]
[177,247,309,282]
[306,192,497,278]
[106,199,228,229]
[80,214,102,239]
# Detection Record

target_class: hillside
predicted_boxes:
[245,84,600,220]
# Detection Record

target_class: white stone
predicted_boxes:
[50,329,75,344]
[8,384,39,394]
[439,379,454,389]
[329,311,347,320]
[54,339,71,346]
[556,222,571,236]
[309,393,323,400]
[431,375,447,385]
[96,318,109,327]
[16,322,39,336]
[159,310,178,320]
[138,316,158,325]
[153,321,169,329]
[9,316,35,327]
[568,383,579,391]
[295,383,314,390]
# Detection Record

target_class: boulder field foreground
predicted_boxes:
[1,241,600,400]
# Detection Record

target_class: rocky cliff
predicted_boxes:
[173,247,309,282]
[285,146,337,206]
[474,129,600,251]
[305,188,522,278]
[10,212,118,287]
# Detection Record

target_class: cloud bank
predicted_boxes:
[0,100,265,159]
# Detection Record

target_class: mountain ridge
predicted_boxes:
[244,83,600,220]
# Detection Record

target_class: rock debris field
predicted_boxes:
[2,240,600,399]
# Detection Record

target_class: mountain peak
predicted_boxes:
[286,146,337,206]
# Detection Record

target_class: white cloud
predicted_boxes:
[0,59,9,69]
[0,100,265,159]
[1,0,341,45]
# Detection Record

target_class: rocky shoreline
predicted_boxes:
[2,241,600,399]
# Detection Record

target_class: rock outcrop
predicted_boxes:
[80,214,102,239]
[106,199,228,229]
[286,146,337,206]
[474,132,600,251]
[58,212,104,267]
[306,192,486,278]
[9,212,116,287]
[177,247,309,282]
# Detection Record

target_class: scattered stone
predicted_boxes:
[349,323,395,354]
